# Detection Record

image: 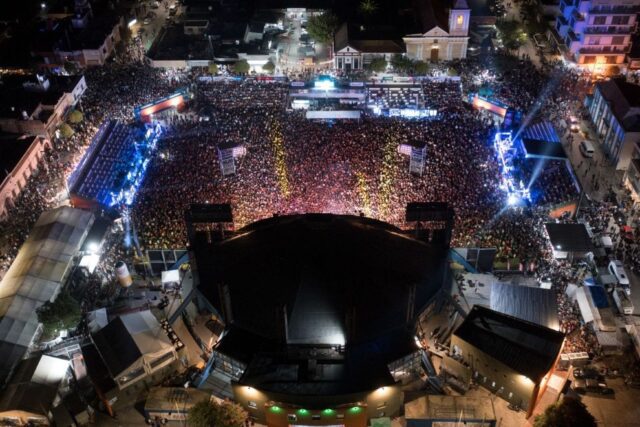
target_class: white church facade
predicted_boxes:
[403,0,471,61]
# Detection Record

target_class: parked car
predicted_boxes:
[579,140,594,157]
[573,367,602,380]
[573,378,614,395]
[608,259,631,294]
[624,376,640,388]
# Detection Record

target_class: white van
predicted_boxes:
[580,140,594,158]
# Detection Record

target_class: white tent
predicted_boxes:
[0,207,94,380]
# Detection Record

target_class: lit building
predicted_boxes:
[447,306,565,417]
[588,78,640,170]
[333,23,404,71]
[0,134,52,218]
[555,0,640,71]
[189,211,453,427]
[403,0,471,61]
[0,74,87,138]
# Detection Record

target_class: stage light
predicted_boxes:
[507,194,519,206]
[87,241,99,254]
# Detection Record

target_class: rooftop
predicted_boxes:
[490,282,560,330]
[334,22,404,53]
[454,305,565,382]
[0,134,37,182]
[596,78,640,133]
[545,222,594,253]
[193,213,449,396]
[405,395,496,421]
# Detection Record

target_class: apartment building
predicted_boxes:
[588,78,640,170]
[556,0,640,71]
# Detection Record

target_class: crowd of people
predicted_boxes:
[0,45,614,361]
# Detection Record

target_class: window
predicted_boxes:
[287,415,297,422]
[588,36,600,45]
[594,16,606,25]
[611,16,630,25]
[606,56,617,64]
[583,55,596,64]
[457,15,463,25]
[612,36,625,45]
[312,415,321,420]
[248,401,257,409]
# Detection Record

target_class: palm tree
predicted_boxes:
[360,0,378,15]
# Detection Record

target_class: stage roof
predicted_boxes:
[545,223,594,253]
[454,305,565,382]
[0,207,93,381]
[520,122,566,160]
[193,213,449,395]
[490,282,559,330]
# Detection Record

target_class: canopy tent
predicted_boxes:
[0,207,94,381]
[92,310,176,386]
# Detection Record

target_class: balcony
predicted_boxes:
[571,8,585,21]
[566,29,580,42]
[589,5,640,14]
[584,26,633,35]
[579,45,629,54]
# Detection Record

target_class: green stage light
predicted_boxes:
[269,406,283,413]
[322,408,336,416]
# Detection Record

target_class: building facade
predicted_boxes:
[403,0,471,61]
[0,75,87,139]
[588,78,640,170]
[556,0,640,71]
[447,306,564,417]
[333,23,404,71]
[0,136,52,218]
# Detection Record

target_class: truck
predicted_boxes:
[613,288,634,315]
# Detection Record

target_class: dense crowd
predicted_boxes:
[0,48,610,360]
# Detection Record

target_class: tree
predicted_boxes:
[208,63,218,75]
[58,123,74,139]
[390,54,413,72]
[36,291,81,339]
[359,0,379,15]
[413,60,430,75]
[188,399,247,427]
[534,397,597,427]
[367,57,387,73]
[68,110,83,124]
[63,61,79,75]
[262,61,275,73]
[496,19,528,51]
[306,12,339,43]
[233,59,250,75]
